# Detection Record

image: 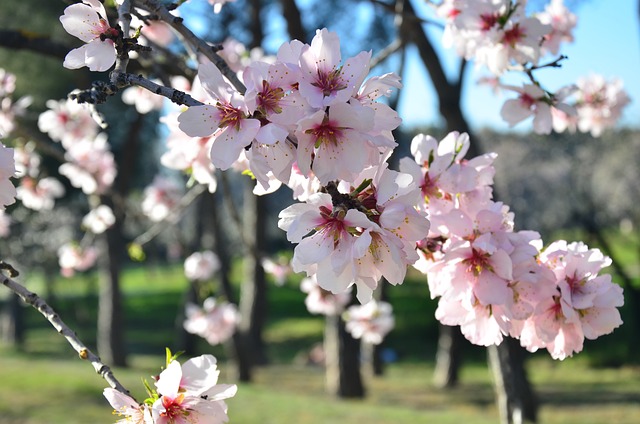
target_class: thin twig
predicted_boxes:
[370,38,403,69]
[134,0,247,94]
[0,262,133,398]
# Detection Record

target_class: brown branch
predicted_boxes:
[0,30,70,60]
[134,0,247,94]
[0,262,132,398]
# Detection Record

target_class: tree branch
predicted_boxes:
[134,0,246,94]
[0,262,132,398]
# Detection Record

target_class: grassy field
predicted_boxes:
[0,264,639,423]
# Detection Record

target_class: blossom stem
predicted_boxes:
[0,262,133,399]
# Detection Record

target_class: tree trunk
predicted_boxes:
[324,313,365,398]
[433,324,464,388]
[97,216,127,367]
[175,280,199,356]
[209,189,253,381]
[238,178,268,366]
[488,338,538,424]
[1,293,24,348]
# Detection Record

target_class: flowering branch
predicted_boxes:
[133,0,246,94]
[71,72,202,106]
[0,261,133,398]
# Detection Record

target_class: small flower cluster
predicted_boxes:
[184,250,221,281]
[0,68,31,137]
[439,0,551,76]
[141,176,184,222]
[104,352,237,424]
[408,131,623,358]
[300,274,351,316]
[37,98,117,273]
[279,164,430,303]
[0,141,16,210]
[177,28,401,194]
[184,297,239,346]
[438,0,629,135]
[344,300,395,345]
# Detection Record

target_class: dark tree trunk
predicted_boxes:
[209,190,253,381]
[1,293,24,348]
[238,179,268,366]
[279,0,307,42]
[488,338,538,424]
[433,324,464,388]
[95,113,143,368]
[324,313,365,398]
[97,215,127,367]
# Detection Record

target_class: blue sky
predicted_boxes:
[182,0,639,132]
[397,0,640,131]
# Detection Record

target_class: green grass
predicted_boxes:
[1,264,639,423]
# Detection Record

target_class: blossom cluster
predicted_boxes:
[438,0,630,135]
[183,297,239,346]
[344,300,395,345]
[177,28,402,194]
[0,141,16,210]
[407,131,623,358]
[103,352,237,424]
[36,98,118,273]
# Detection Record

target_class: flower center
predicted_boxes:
[216,103,245,130]
[312,68,347,97]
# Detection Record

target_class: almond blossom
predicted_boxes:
[60,0,118,72]
[178,61,261,170]
[520,241,624,359]
[183,297,239,345]
[0,209,10,237]
[153,355,237,424]
[344,300,395,345]
[16,177,65,211]
[279,163,430,303]
[58,243,98,277]
[82,205,116,234]
[59,133,117,195]
[301,275,351,316]
[184,250,220,281]
[537,0,577,56]
[0,142,16,209]
[38,99,98,149]
[141,176,183,222]
[103,389,152,424]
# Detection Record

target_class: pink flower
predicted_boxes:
[301,275,351,316]
[297,29,371,109]
[60,0,118,72]
[178,60,261,170]
[344,300,395,345]
[58,243,98,277]
[537,0,576,56]
[500,84,553,134]
[184,251,220,281]
[141,176,183,222]
[523,241,625,359]
[0,209,11,237]
[38,99,98,149]
[122,83,165,114]
[261,256,292,286]
[0,143,16,209]
[184,297,239,345]
[16,176,65,211]
[82,205,115,234]
[153,355,237,424]
[59,133,117,195]
[103,388,152,424]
